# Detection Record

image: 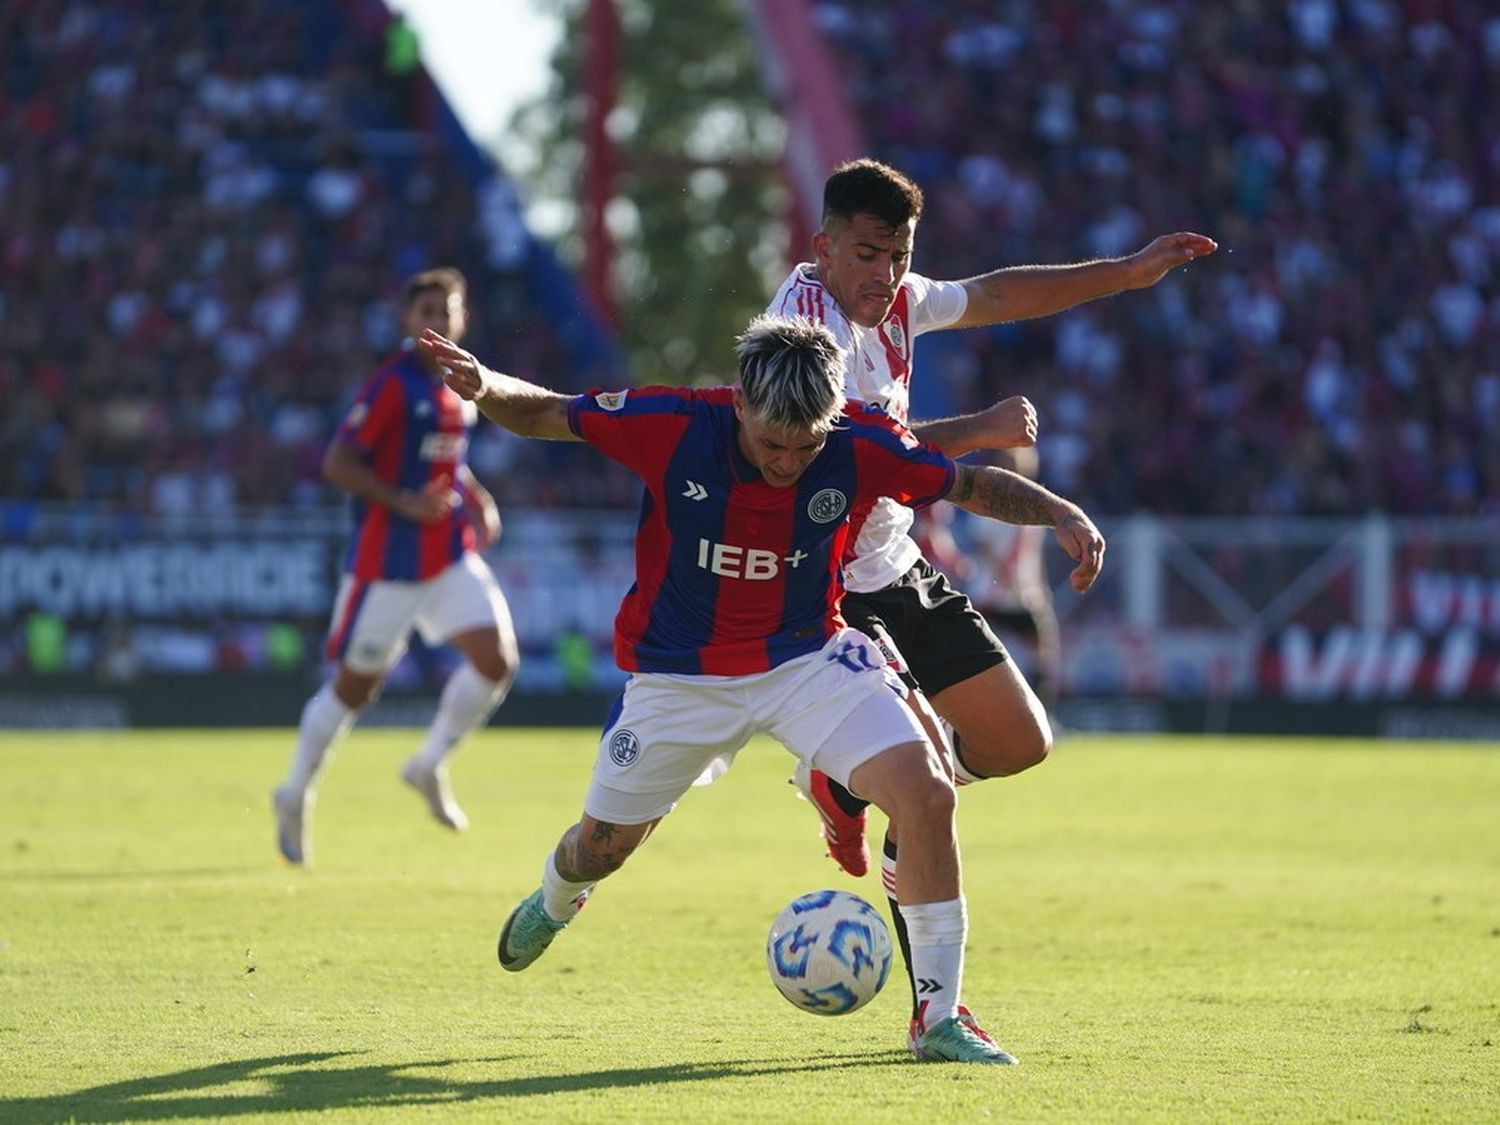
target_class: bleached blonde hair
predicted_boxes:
[734,315,847,435]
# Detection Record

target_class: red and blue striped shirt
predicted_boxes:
[568,385,955,675]
[336,348,476,581]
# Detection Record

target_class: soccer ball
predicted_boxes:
[766,889,893,1015]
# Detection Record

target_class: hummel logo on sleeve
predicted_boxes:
[682,480,708,501]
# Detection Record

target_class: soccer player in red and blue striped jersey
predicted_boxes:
[567,382,951,677]
[273,269,520,865]
[336,341,477,584]
[420,315,1104,1064]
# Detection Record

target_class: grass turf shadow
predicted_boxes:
[1,1048,914,1121]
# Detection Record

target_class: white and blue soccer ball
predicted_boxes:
[766,889,893,1015]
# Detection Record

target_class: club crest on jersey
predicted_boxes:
[608,728,640,768]
[594,390,629,411]
[882,319,907,356]
[807,488,848,524]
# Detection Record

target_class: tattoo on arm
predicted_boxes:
[948,464,976,503]
[950,464,1063,525]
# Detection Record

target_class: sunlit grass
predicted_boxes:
[1,730,1496,1122]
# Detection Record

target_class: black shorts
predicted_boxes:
[842,558,1009,699]
[983,607,1042,640]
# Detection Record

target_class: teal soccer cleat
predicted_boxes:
[497,888,569,971]
[910,1009,1018,1065]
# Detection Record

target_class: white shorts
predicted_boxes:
[584,628,927,825]
[325,553,515,674]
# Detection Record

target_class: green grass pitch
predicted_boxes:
[1,728,1496,1122]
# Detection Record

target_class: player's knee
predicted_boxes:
[893,764,957,828]
[332,669,381,710]
[1009,719,1053,773]
[962,714,1052,778]
[469,646,517,687]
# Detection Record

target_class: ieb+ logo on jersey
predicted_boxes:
[697,538,810,581]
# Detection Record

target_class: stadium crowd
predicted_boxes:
[4,1,1497,522]
[0,0,627,521]
[814,0,1500,516]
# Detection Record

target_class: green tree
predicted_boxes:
[509,0,787,385]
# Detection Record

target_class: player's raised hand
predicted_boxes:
[1126,232,1219,289]
[419,328,487,400]
[980,395,1037,450]
[1052,509,1106,593]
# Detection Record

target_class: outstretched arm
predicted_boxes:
[418,329,580,442]
[944,464,1106,593]
[950,231,1218,329]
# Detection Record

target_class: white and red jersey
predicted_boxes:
[767,265,968,592]
[967,519,1047,612]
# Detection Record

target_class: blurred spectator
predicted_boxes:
[814,0,1500,516]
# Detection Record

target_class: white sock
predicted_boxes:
[413,662,509,769]
[901,896,967,1028]
[540,852,594,922]
[284,683,358,792]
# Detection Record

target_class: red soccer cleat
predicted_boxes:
[791,762,870,877]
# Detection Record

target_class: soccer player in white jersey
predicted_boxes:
[769,159,1217,1042]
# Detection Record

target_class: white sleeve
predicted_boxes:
[904,272,969,335]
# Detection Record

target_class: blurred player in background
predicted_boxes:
[272,268,519,865]
[769,159,1214,1031]
[966,447,1060,720]
[421,315,1106,1063]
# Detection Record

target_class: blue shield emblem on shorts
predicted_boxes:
[608,729,640,768]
